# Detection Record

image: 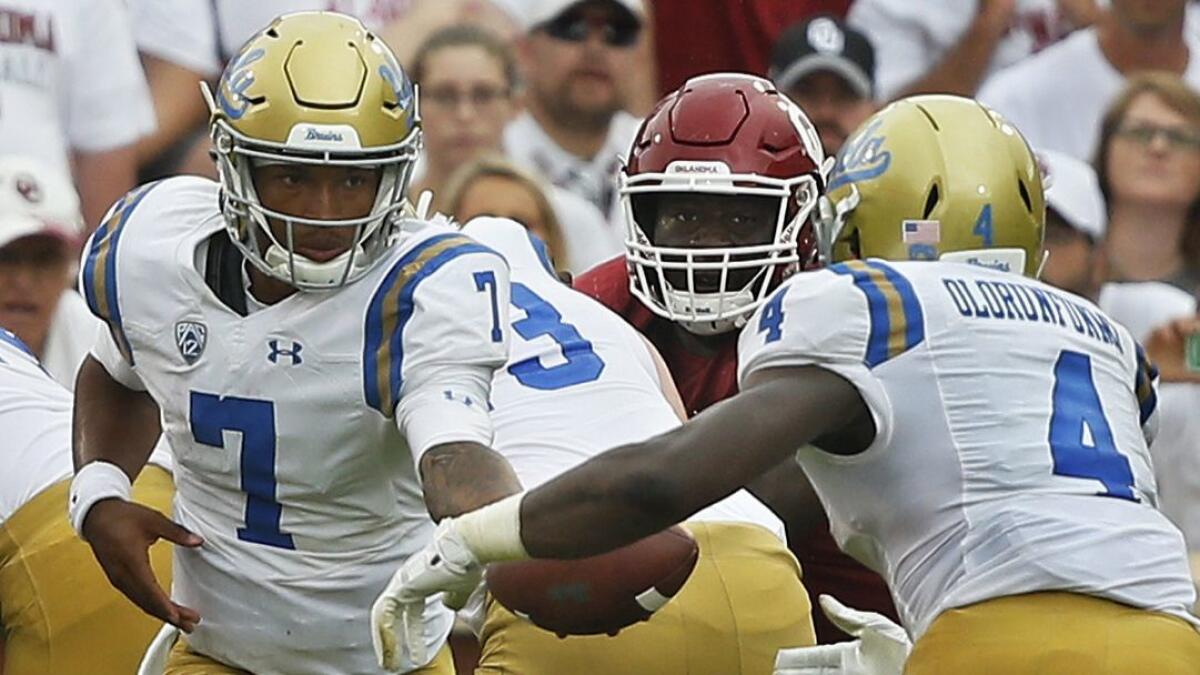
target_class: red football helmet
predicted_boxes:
[620,73,824,334]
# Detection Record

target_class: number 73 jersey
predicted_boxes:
[739,259,1199,638]
[80,177,511,674]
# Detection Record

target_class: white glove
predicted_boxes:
[137,623,180,675]
[774,594,911,675]
[371,519,482,671]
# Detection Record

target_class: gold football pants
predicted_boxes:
[476,521,816,675]
[906,591,1200,674]
[0,466,174,675]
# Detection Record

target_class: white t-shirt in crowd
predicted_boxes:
[503,110,641,224]
[547,185,623,274]
[848,0,1077,101]
[131,0,415,77]
[978,26,1200,161]
[1100,281,1200,555]
[0,0,154,175]
[41,289,102,391]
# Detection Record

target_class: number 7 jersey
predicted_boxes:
[739,259,1199,638]
[79,177,511,674]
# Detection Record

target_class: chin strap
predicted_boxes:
[262,242,368,289]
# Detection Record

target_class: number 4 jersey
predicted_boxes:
[79,177,511,674]
[738,259,1199,638]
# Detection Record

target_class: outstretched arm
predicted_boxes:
[518,365,867,558]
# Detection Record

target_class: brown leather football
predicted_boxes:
[485,525,699,636]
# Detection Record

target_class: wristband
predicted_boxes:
[69,461,132,538]
[454,493,529,563]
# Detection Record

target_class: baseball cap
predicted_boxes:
[0,156,83,250]
[769,15,875,99]
[521,0,643,32]
[1038,149,1106,240]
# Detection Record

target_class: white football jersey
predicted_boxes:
[462,217,784,539]
[739,259,1199,638]
[0,0,153,172]
[80,177,511,674]
[0,328,169,523]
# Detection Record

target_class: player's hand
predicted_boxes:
[81,498,203,632]
[1144,317,1200,384]
[371,519,482,671]
[773,595,911,675]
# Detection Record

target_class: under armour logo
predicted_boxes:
[443,389,475,407]
[268,340,303,365]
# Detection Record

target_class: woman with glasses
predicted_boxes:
[410,23,621,273]
[1096,71,1200,295]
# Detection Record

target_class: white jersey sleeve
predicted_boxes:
[66,0,155,152]
[738,261,919,451]
[129,0,221,77]
[361,231,511,462]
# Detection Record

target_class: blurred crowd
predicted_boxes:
[3,0,1200,617]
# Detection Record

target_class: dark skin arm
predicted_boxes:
[518,365,873,558]
[420,441,523,521]
[73,355,203,631]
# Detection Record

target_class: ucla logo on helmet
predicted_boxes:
[217,47,266,120]
[174,320,208,365]
[828,118,891,191]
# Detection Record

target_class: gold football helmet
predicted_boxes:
[202,11,421,290]
[821,95,1045,277]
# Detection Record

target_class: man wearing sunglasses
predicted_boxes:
[504,0,645,231]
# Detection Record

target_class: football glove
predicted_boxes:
[774,594,911,675]
[371,519,482,671]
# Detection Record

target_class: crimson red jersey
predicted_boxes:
[574,256,898,643]
[650,0,852,95]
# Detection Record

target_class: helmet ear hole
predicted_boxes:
[921,183,940,219]
[1017,178,1033,213]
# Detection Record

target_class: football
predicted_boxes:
[485,525,700,636]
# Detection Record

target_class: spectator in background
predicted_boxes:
[0,0,155,230]
[504,0,644,224]
[1037,149,1107,300]
[849,0,1096,102]
[1094,72,1200,296]
[979,0,1200,161]
[650,0,851,96]
[443,155,569,271]
[129,0,516,177]
[769,15,876,157]
[411,25,619,273]
[0,157,99,390]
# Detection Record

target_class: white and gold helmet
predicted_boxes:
[203,11,421,290]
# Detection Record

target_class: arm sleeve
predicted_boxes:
[90,322,145,391]
[361,234,511,463]
[738,268,902,451]
[128,0,221,77]
[65,0,156,152]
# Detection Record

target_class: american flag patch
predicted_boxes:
[902,220,940,244]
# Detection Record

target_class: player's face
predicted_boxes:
[1106,92,1200,211]
[455,175,554,247]
[787,72,875,156]
[652,192,779,291]
[523,3,639,130]
[419,45,515,174]
[252,164,382,262]
[0,235,71,353]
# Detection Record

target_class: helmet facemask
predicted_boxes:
[621,166,819,335]
[211,117,421,291]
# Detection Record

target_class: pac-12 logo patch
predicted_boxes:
[175,321,208,365]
